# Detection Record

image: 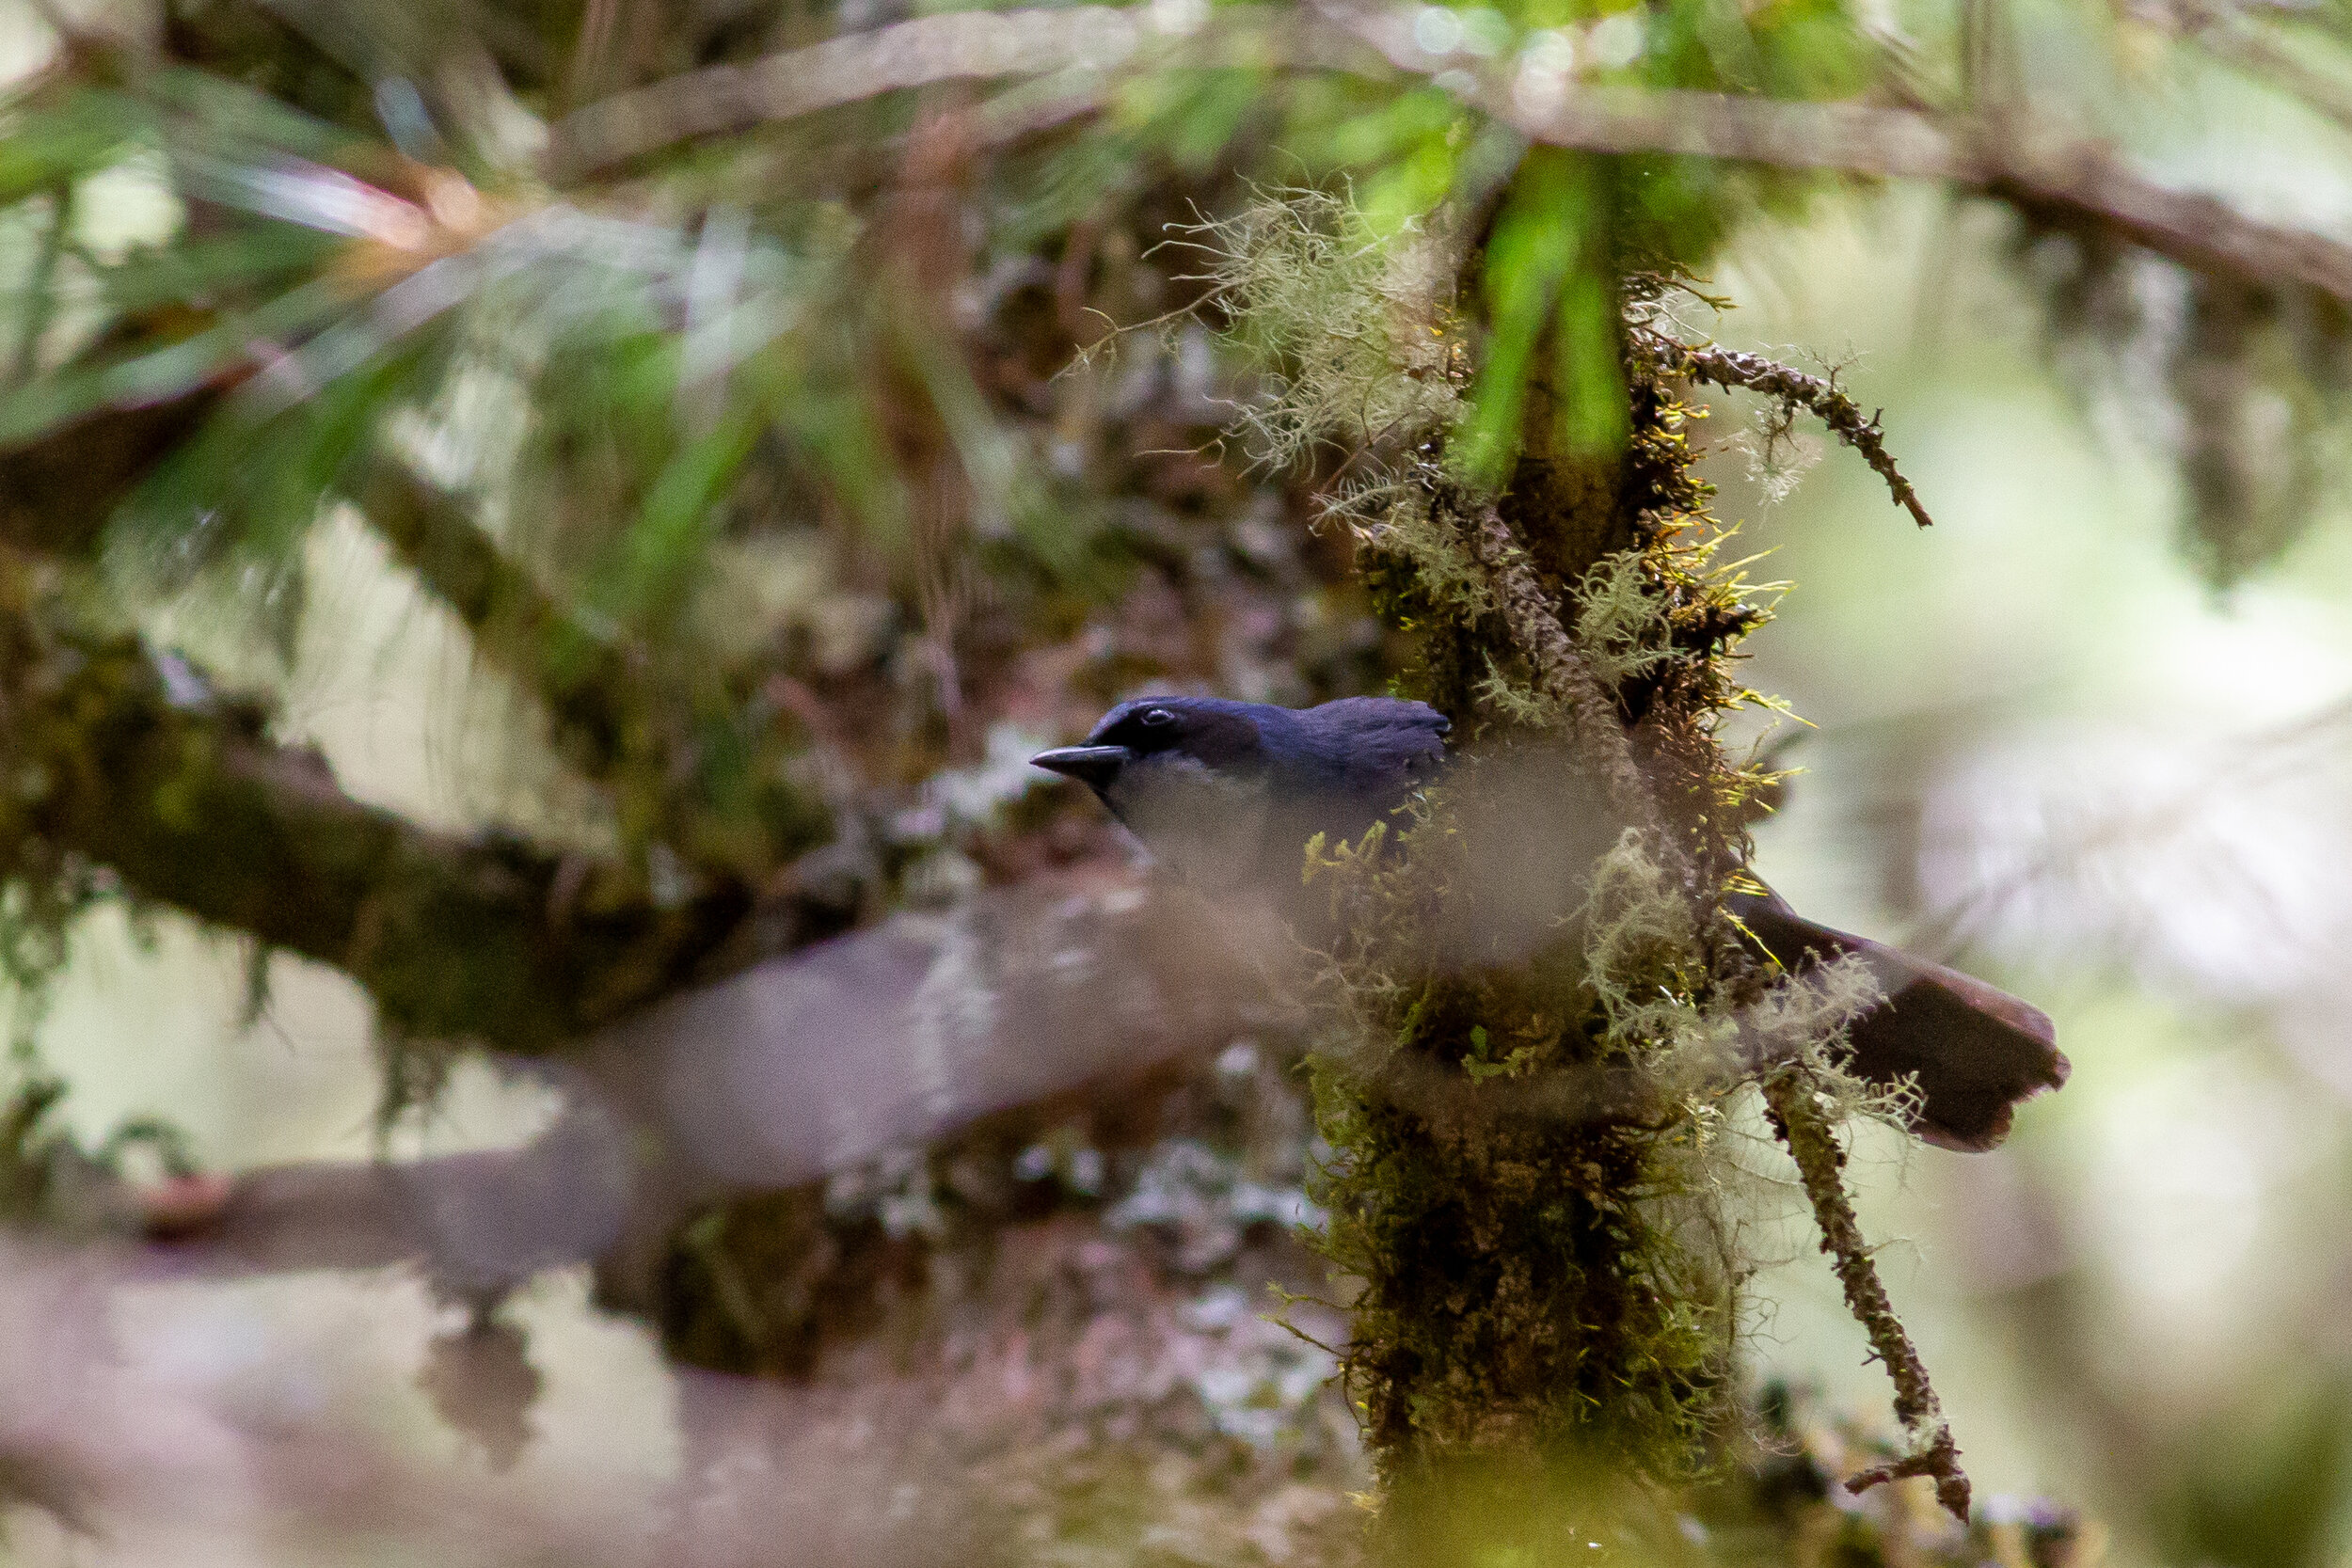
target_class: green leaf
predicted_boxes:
[1121,68,1270,173]
[601,409,765,629]
[1553,268,1628,453]
[93,226,339,316]
[0,91,147,205]
[0,277,353,449]
[1455,153,1589,484]
[143,67,379,169]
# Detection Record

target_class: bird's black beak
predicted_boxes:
[1030,744,1130,790]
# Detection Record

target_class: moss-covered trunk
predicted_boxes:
[1308,259,1782,1548]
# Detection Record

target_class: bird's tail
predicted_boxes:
[1726,886,2070,1152]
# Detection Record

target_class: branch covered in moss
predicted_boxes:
[1630,334,1935,529]
[1454,495,1662,829]
[1763,1071,1971,1523]
[0,590,755,1052]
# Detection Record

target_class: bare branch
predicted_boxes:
[546,6,1184,181]
[1763,1072,1972,1524]
[1630,332,1935,527]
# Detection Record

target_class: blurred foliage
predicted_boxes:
[7,0,2352,1557]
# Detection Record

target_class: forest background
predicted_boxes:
[6,0,2352,1562]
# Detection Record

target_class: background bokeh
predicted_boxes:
[8,0,2352,1560]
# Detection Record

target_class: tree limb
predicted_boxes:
[1629,332,1935,528]
[546,4,1187,181]
[0,589,752,1052]
[1763,1071,1971,1523]
[1343,5,2352,308]
[545,3,2352,312]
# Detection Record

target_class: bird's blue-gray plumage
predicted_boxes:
[1033,694,2066,1153]
[1031,695,1450,887]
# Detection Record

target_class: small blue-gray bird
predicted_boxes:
[1034,693,2066,1151]
[1030,694,1452,888]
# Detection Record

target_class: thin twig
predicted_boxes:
[1631,332,1935,528]
[1762,1072,1971,1524]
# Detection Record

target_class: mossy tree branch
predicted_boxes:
[0,582,757,1052]
[1216,180,1987,1525]
[1630,332,1936,529]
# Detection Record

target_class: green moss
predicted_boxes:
[1300,795,1741,1497]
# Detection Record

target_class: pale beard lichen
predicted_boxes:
[1170,190,1466,474]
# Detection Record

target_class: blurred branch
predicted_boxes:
[1968,133,2352,303]
[0,589,751,1052]
[542,4,1331,180]
[553,4,2352,310]
[124,1107,632,1291]
[353,450,644,780]
[111,867,1278,1298]
[1364,24,2352,308]
[2155,0,2352,136]
[545,5,1168,180]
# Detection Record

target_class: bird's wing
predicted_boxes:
[1297,697,1452,801]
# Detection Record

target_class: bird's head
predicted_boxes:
[1028,697,1264,813]
[1032,694,1450,889]
[1031,697,1279,886]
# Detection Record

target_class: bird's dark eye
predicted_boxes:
[1139,707,1176,727]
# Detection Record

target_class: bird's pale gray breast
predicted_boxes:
[1102,752,1278,888]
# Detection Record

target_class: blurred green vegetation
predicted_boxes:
[6,0,2352,1560]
